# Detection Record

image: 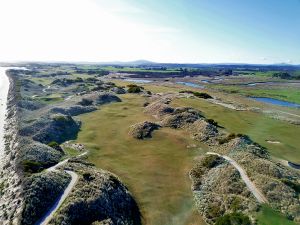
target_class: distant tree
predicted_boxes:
[272,72,292,79]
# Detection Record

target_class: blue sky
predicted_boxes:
[0,0,299,63]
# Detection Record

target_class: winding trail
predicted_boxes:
[37,170,78,225]
[275,110,300,118]
[36,152,87,225]
[206,152,268,203]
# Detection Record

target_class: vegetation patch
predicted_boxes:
[193,92,213,99]
[281,179,300,193]
[256,205,297,225]
[127,84,143,93]
[22,160,44,174]
[50,160,141,225]
[218,133,244,144]
[129,121,161,139]
[205,118,219,127]
[215,212,251,225]
[21,171,71,225]
[179,90,213,99]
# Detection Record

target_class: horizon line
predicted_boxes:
[1,60,300,66]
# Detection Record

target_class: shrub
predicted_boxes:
[202,155,220,168]
[47,141,60,149]
[206,118,218,127]
[179,90,194,94]
[47,141,63,152]
[53,115,68,122]
[215,212,251,225]
[78,98,93,106]
[208,204,223,219]
[193,92,213,99]
[75,77,84,82]
[179,90,213,99]
[85,77,98,82]
[22,160,44,173]
[218,133,237,145]
[230,197,241,211]
[0,182,4,196]
[83,172,94,181]
[21,172,70,225]
[53,115,74,125]
[143,102,150,107]
[281,179,300,193]
[128,86,142,93]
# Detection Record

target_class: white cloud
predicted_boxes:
[0,0,177,62]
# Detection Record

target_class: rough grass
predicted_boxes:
[75,94,207,225]
[63,147,81,158]
[35,94,64,104]
[172,97,300,163]
[256,205,297,225]
[30,77,53,86]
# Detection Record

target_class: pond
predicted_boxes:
[124,79,153,83]
[251,97,300,108]
[176,82,204,88]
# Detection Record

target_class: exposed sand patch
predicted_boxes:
[266,140,281,144]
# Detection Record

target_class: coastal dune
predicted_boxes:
[0,67,26,224]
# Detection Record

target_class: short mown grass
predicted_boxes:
[211,84,300,104]
[110,80,300,163]
[172,97,300,163]
[76,94,207,225]
[256,205,297,225]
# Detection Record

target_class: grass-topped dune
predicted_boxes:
[2,64,300,225]
[1,67,143,224]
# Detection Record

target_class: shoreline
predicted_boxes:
[0,67,10,162]
[0,67,23,224]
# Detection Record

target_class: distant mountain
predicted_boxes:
[99,59,156,66]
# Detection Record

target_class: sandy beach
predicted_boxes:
[0,67,10,161]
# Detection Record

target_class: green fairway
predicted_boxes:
[172,97,300,163]
[257,205,297,225]
[111,80,300,163]
[76,94,207,225]
[211,84,300,104]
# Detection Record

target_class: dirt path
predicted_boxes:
[36,151,87,225]
[275,110,300,118]
[206,152,268,203]
[37,170,78,225]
